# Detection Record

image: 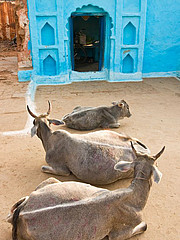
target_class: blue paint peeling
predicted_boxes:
[19,0,180,84]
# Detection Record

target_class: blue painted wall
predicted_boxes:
[19,0,180,84]
[143,0,180,76]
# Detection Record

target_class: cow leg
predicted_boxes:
[101,110,117,128]
[108,227,131,240]
[35,177,61,191]
[108,222,147,240]
[108,123,120,128]
[101,236,109,240]
[41,165,71,176]
[108,228,132,240]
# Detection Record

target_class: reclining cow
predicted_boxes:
[7,143,165,240]
[61,100,131,130]
[27,101,149,185]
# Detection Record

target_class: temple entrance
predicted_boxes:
[70,15,105,72]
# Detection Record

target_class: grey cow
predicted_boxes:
[62,100,131,130]
[7,143,165,240]
[27,102,149,185]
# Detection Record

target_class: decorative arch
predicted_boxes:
[41,22,55,46]
[123,22,136,45]
[65,4,113,34]
[73,5,106,14]
[43,55,56,75]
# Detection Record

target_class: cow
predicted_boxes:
[26,101,149,185]
[7,143,165,240]
[62,100,131,130]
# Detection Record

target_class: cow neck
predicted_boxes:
[38,121,52,151]
[111,105,122,118]
[127,169,152,211]
[108,168,152,212]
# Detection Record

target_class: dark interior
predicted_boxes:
[71,15,104,72]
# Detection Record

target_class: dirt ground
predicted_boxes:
[0,46,180,240]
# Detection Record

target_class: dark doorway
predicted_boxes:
[70,15,105,72]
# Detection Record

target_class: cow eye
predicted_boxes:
[33,119,36,125]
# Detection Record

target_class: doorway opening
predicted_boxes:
[70,15,105,72]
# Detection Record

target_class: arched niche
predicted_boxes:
[122,54,134,73]
[41,23,55,45]
[43,55,56,75]
[123,22,136,45]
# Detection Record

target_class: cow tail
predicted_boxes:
[12,197,29,240]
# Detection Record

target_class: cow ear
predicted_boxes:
[118,102,124,108]
[47,119,64,126]
[112,101,117,106]
[152,166,162,183]
[114,161,133,172]
[31,124,38,137]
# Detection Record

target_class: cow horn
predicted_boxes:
[27,101,51,119]
[39,101,51,118]
[153,146,165,161]
[27,105,37,118]
[130,141,137,156]
[47,100,51,116]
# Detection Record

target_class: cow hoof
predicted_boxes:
[41,166,53,174]
[132,222,147,236]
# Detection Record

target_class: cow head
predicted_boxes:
[27,101,64,137]
[115,142,165,183]
[112,100,132,118]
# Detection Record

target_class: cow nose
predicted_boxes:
[128,113,132,118]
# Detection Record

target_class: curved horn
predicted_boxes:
[136,140,148,150]
[27,105,37,118]
[130,141,137,156]
[153,146,165,160]
[38,101,51,118]
[47,100,51,116]
[42,100,51,117]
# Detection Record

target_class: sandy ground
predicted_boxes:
[0,48,180,240]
